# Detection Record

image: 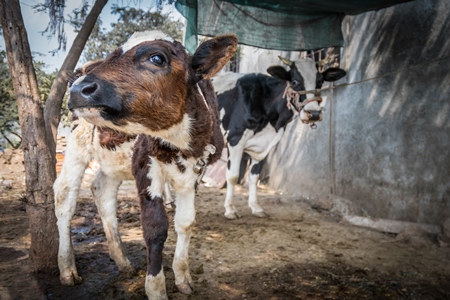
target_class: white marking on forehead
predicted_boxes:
[304,101,321,111]
[294,58,317,96]
[121,30,173,53]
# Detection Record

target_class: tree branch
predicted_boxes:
[43,0,108,163]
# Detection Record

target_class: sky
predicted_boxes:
[1,0,184,72]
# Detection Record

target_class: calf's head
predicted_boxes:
[267,57,346,124]
[68,31,238,142]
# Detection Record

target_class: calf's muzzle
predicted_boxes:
[68,77,122,113]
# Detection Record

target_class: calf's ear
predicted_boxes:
[322,67,347,82]
[267,66,290,81]
[191,34,238,81]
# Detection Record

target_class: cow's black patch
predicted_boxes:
[218,74,295,147]
[250,159,265,175]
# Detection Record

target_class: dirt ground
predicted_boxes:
[1,150,449,300]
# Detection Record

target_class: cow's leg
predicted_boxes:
[140,194,169,300]
[172,188,196,294]
[248,159,268,217]
[54,149,89,286]
[224,144,244,219]
[91,170,134,274]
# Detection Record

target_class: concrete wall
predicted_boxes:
[238,46,302,74]
[263,0,450,225]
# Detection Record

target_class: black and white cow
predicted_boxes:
[212,57,346,219]
[63,31,238,299]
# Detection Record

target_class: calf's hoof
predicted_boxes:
[118,265,137,279]
[146,292,168,300]
[176,282,193,295]
[60,273,82,286]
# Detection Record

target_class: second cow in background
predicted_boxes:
[213,57,346,219]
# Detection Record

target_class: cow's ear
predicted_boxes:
[322,67,346,82]
[191,34,238,81]
[267,66,290,81]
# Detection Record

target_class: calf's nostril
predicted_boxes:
[81,82,98,96]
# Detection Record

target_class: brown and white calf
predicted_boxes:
[64,31,237,299]
[54,116,174,286]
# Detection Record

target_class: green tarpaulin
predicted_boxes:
[175,0,412,53]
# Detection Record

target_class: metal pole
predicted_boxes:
[329,82,336,195]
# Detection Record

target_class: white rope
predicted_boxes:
[283,82,323,113]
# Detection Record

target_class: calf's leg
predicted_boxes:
[91,170,134,274]
[132,141,169,299]
[54,148,90,285]
[140,194,169,300]
[163,182,174,210]
[172,188,196,294]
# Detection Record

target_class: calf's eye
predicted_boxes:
[150,55,165,66]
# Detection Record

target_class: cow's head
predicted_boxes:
[267,56,346,125]
[68,31,238,142]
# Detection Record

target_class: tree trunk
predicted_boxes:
[0,0,59,271]
[0,0,108,272]
[44,0,108,157]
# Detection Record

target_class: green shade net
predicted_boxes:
[175,0,412,53]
